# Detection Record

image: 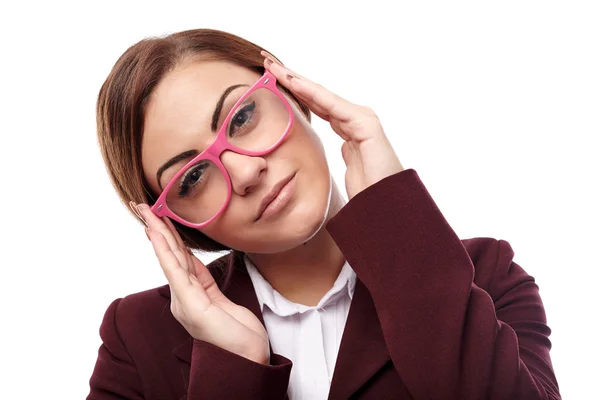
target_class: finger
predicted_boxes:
[309,107,331,123]
[262,56,358,123]
[191,256,218,290]
[157,213,209,284]
[259,53,334,123]
[260,54,317,114]
[163,216,189,254]
[149,229,211,309]
[137,204,189,266]
[260,50,285,67]
[128,201,148,227]
[289,90,351,140]
[287,89,331,120]
[146,228,192,289]
[292,79,355,123]
[162,216,197,276]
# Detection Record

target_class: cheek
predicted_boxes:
[285,119,327,160]
[197,200,243,241]
[294,131,329,177]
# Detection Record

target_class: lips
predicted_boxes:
[255,173,296,221]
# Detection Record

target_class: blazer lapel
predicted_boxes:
[223,252,282,361]
[327,278,391,399]
[221,251,265,325]
[156,283,193,365]
[221,254,393,398]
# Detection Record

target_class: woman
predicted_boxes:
[88,28,560,399]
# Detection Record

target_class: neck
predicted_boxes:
[246,182,347,306]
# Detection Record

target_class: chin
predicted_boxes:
[291,197,329,235]
[242,186,331,254]
[277,187,332,248]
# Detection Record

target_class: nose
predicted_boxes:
[220,151,267,195]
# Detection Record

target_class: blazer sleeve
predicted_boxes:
[187,340,292,399]
[326,169,561,400]
[88,299,292,399]
[87,298,145,400]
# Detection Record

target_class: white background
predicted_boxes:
[1,1,598,398]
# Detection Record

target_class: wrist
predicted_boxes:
[238,340,270,365]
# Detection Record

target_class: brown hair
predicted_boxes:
[96,28,311,253]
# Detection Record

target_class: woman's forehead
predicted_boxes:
[147,59,258,120]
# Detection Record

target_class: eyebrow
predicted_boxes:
[155,83,249,190]
[211,84,247,131]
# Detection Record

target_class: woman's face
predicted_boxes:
[141,58,331,253]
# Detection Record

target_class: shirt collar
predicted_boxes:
[244,255,356,317]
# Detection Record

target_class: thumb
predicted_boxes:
[191,256,218,290]
[341,141,359,167]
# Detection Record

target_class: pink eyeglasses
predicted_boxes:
[150,70,295,228]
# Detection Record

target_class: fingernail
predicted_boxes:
[136,204,147,216]
[286,73,299,81]
[137,206,149,227]
[145,227,151,241]
[129,201,141,218]
[261,50,283,66]
[129,201,148,227]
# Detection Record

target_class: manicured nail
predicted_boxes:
[136,203,148,216]
[129,201,148,227]
[129,201,141,218]
[137,205,149,227]
[260,50,283,66]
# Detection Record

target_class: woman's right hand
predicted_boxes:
[132,203,270,365]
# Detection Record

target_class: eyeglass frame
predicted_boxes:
[149,70,295,228]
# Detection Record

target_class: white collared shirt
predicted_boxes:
[244,255,357,400]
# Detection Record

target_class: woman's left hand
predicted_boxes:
[262,51,404,200]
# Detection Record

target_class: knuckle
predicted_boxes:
[172,246,186,257]
[361,105,376,116]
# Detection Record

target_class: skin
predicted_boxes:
[134,52,404,364]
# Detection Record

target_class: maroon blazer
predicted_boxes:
[87,169,560,399]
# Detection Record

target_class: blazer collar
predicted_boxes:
[159,251,390,399]
[245,255,357,316]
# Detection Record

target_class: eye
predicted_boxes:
[228,101,256,137]
[178,162,208,197]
